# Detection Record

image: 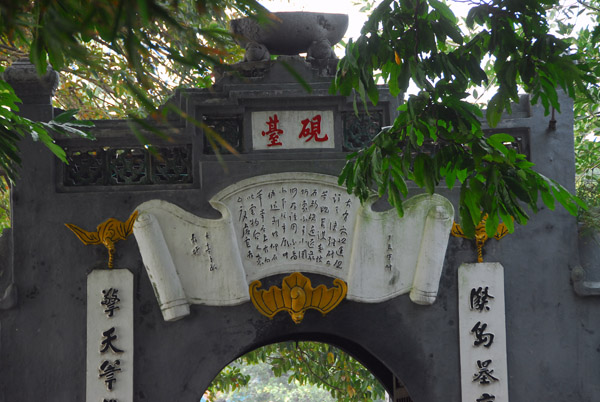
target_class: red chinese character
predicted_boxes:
[299,114,328,142]
[262,114,283,147]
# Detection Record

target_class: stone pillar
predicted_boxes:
[3,57,59,121]
[0,58,60,310]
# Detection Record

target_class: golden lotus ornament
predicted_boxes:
[249,272,347,324]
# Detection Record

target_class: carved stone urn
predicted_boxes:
[230,12,348,61]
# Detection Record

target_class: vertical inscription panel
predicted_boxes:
[212,173,360,281]
[251,110,335,150]
[459,263,509,402]
[87,269,134,402]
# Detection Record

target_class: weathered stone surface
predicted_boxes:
[3,58,59,104]
[230,12,348,56]
[0,229,16,310]
[2,49,598,402]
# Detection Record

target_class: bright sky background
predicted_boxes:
[258,0,594,42]
[257,0,594,106]
[258,0,474,44]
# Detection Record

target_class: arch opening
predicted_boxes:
[201,334,413,402]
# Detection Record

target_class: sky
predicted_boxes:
[257,0,473,44]
[256,0,595,105]
[258,0,594,42]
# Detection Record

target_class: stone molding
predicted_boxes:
[3,58,59,104]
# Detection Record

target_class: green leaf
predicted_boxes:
[485,209,500,237]
[541,188,556,210]
[338,159,354,187]
[463,184,482,225]
[459,204,476,238]
[429,0,457,23]
[413,153,428,188]
[388,183,405,217]
[137,0,150,23]
[52,110,80,124]
[499,205,514,233]
[444,164,458,189]
[390,166,408,197]
[488,133,514,144]
[456,168,469,183]
[486,93,504,127]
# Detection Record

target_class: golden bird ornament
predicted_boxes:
[65,211,139,269]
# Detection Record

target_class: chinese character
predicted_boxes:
[100,327,124,354]
[298,114,328,142]
[99,359,121,390]
[476,393,496,402]
[262,114,283,147]
[471,321,494,347]
[470,286,494,311]
[101,288,120,317]
[472,359,499,384]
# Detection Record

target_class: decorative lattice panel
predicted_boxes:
[63,145,193,187]
[202,116,243,154]
[342,110,383,151]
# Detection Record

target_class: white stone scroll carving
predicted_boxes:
[133,173,454,321]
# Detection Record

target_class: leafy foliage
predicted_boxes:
[0,177,9,234]
[0,0,266,181]
[207,358,338,402]
[31,0,258,119]
[0,68,94,179]
[331,0,591,237]
[0,0,262,98]
[207,342,387,402]
[205,364,251,400]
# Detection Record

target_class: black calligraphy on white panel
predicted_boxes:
[235,184,353,270]
[470,286,494,312]
[101,288,120,317]
[100,327,124,354]
[476,393,496,402]
[99,359,121,391]
[472,359,499,385]
[471,321,494,348]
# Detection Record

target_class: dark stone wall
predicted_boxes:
[0,58,598,402]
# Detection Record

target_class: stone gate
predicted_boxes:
[1,11,600,402]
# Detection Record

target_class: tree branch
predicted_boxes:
[576,0,600,13]
[294,345,345,394]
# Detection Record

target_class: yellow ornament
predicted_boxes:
[65,211,138,269]
[451,214,510,263]
[249,272,347,324]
